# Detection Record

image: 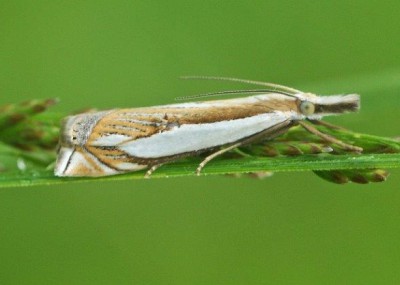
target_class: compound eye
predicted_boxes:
[300,101,315,116]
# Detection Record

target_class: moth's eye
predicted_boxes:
[300,101,315,116]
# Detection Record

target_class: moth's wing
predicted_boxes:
[55,145,149,177]
[55,147,126,177]
[118,111,292,159]
[55,107,294,176]
[55,109,165,177]
[86,109,169,146]
[64,109,170,176]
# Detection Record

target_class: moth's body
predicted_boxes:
[55,89,360,177]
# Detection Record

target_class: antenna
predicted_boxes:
[175,89,296,101]
[180,75,302,94]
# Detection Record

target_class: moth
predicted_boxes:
[55,76,361,177]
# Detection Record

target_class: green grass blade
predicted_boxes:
[0,153,399,188]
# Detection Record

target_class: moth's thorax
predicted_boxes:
[292,92,318,102]
[60,111,110,147]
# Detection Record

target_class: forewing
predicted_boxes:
[119,112,292,159]
[87,109,169,147]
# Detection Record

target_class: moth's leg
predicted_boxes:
[298,121,362,152]
[196,142,243,176]
[196,120,295,176]
[232,148,253,158]
[308,119,346,130]
[144,164,163,179]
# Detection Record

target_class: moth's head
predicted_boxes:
[294,93,360,119]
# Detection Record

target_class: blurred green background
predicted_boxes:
[1,1,400,284]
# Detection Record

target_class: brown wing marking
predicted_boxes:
[87,110,168,144]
